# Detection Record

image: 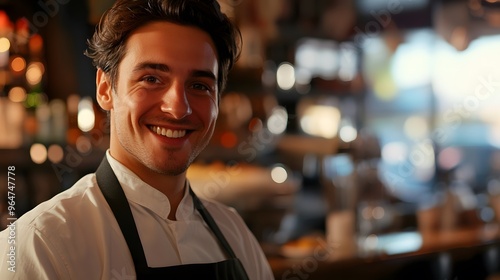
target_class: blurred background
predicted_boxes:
[1,0,500,278]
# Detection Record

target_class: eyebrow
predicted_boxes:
[133,62,170,73]
[132,62,217,81]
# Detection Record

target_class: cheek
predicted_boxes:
[131,89,150,104]
[113,89,151,116]
[192,96,218,122]
[209,94,219,116]
[208,101,219,125]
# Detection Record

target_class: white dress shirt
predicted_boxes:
[0,152,274,279]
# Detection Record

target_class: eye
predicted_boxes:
[141,75,160,84]
[191,83,210,91]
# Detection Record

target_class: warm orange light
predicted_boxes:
[29,34,43,54]
[47,144,64,163]
[0,11,11,30]
[248,117,263,132]
[30,143,47,164]
[8,87,26,103]
[26,62,44,85]
[11,56,26,72]
[220,131,237,148]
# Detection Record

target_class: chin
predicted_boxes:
[149,161,190,176]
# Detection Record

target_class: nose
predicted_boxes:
[160,81,192,119]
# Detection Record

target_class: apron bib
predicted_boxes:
[95,157,250,280]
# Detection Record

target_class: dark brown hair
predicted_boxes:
[85,0,241,94]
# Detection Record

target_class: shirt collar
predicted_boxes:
[105,151,195,220]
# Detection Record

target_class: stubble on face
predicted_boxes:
[111,93,211,177]
[106,21,219,181]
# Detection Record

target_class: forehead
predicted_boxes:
[121,21,219,75]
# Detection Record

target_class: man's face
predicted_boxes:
[97,21,219,176]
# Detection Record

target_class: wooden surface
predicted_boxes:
[269,224,500,280]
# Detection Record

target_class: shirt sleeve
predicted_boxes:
[0,223,70,280]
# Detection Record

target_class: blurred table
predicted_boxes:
[187,161,299,206]
[187,161,300,241]
[268,224,500,280]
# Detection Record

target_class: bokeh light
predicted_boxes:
[299,105,341,138]
[47,144,64,163]
[26,62,44,85]
[30,143,47,164]
[271,165,288,184]
[220,131,237,148]
[8,87,27,103]
[77,97,95,132]
[0,37,10,52]
[11,56,26,72]
[267,106,288,135]
[276,62,295,90]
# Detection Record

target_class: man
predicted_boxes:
[0,0,274,279]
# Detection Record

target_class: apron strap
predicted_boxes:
[95,156,149,272]
[190,188,238,260]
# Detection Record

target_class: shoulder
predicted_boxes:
[0,173,108,278]
[0,172,118,257]
[2,173,111,245]
[15,173,100,231]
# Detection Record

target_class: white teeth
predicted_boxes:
[150,126,186,138]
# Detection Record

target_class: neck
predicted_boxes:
[109,152,187,221]
[154,177,186,221]
[136,169,187,221]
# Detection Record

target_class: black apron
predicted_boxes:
[95,157,250,280]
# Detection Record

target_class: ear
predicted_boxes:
[96,68,113,111]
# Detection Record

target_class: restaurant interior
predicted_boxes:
[1,0,500,278]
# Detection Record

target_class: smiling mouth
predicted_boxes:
[149,125,187,138]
